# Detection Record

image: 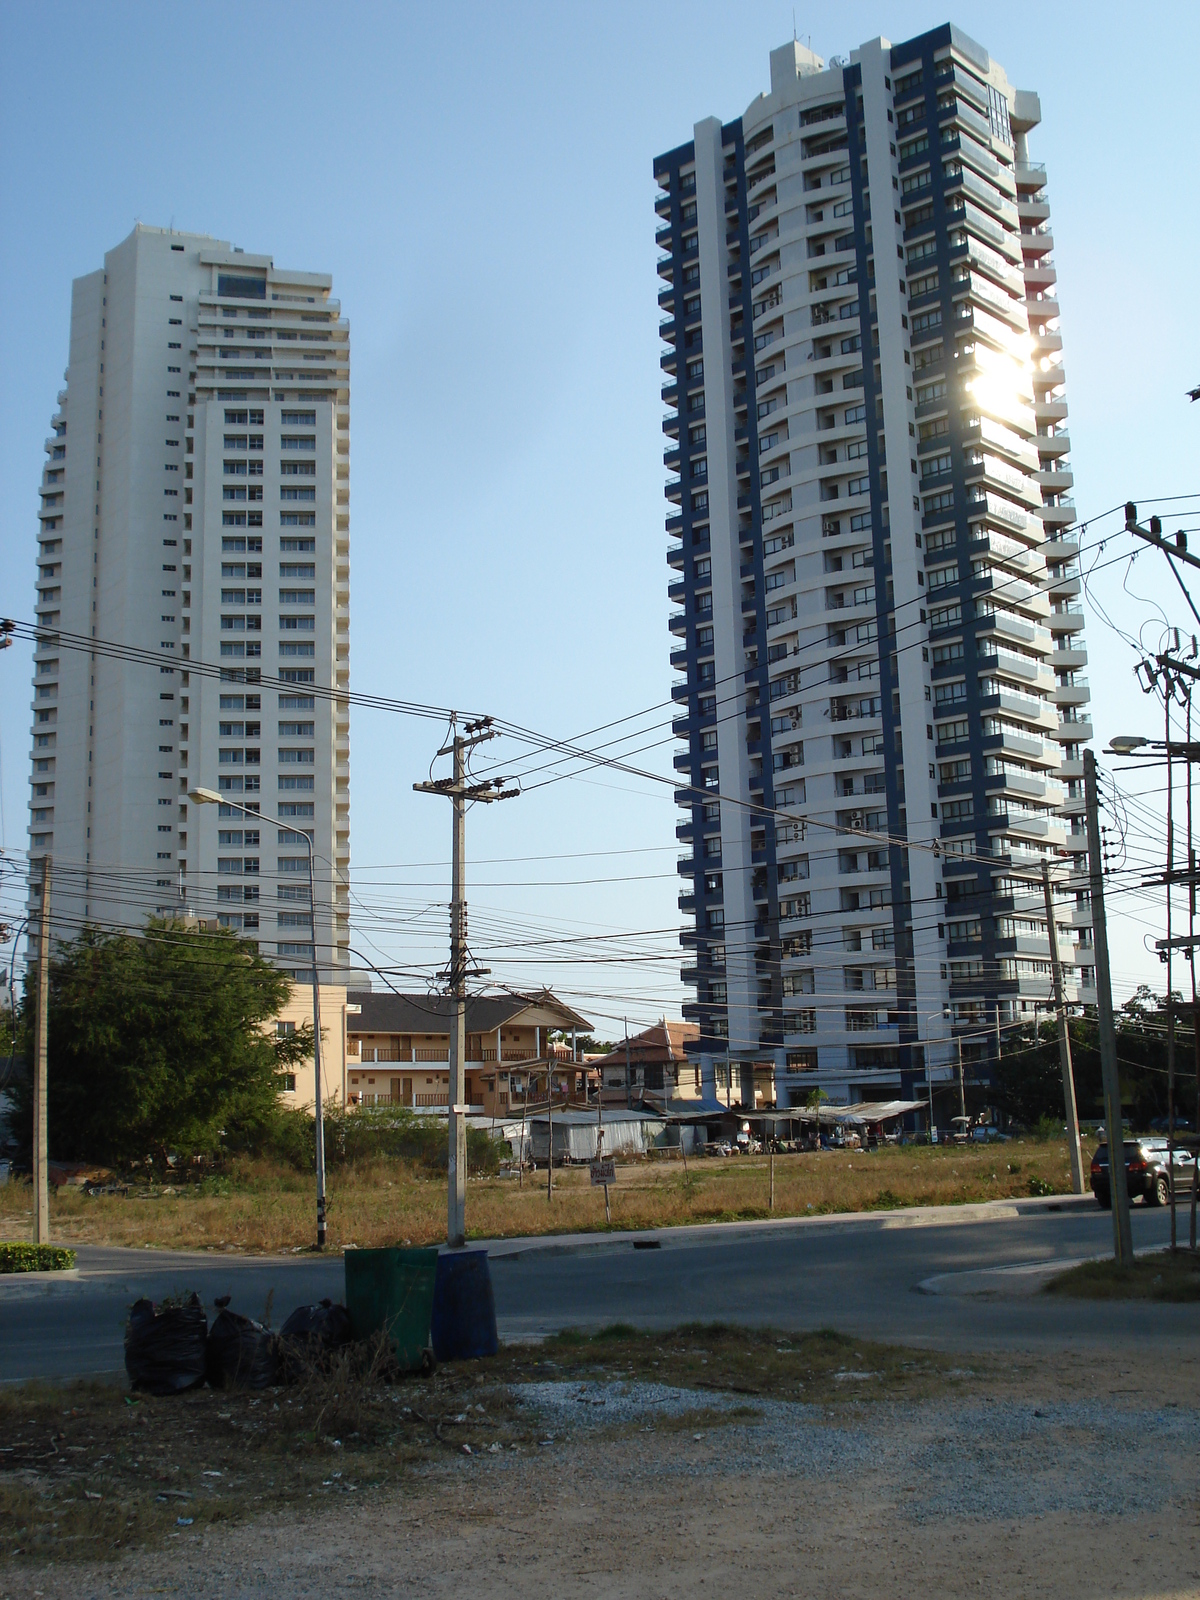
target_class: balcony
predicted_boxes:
[1015,160,1047,191]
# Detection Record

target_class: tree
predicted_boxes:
[994,990,1197,1130]
[11,921,311,1166]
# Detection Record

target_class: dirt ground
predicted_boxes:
[0,1138,1085,1253]
[1,1330,1197,1600]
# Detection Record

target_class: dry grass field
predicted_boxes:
[0,1137,1087,1254]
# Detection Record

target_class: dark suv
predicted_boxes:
[1091,1139,1195,1209]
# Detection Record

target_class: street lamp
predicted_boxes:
[189,786,326,1248]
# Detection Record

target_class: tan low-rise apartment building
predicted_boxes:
[346,990,592,1117]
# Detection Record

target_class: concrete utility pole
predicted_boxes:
[1041,860,1085,1195]
[1084,749,1134,1265]
[415,717,517,1249]
[32,858,51,1244]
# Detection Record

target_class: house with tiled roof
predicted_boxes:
[346,989,592,1117]
[594,1019,701,1106]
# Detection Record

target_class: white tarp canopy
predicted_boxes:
[791,1098,926,1126]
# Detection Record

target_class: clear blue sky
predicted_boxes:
[1,0,1197,1026]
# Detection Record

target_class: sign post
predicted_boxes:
[590,1153,615,1223]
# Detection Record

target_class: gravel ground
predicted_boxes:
[516,1379,1199,1524]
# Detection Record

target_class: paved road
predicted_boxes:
[0,1196,1191,1383]
[489,1195,1192,1350]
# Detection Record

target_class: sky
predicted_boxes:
[1,0,1197,1032]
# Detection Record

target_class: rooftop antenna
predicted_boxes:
[792,8,797,41]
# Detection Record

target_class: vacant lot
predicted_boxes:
[0,1139,1085,1253]
[0,1139,1087,1254]
[2,1322,1197,1600]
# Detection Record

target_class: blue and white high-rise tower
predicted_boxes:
[655,26,1092,1112]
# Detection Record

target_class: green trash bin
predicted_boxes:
[344,1246,438,1373]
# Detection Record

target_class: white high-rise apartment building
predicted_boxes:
[28,225,350,980]
[655,27,1092,1111]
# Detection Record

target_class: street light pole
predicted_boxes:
[32,860,51,1245]
[1041,859,1084,1195]
[190,788,325,1249]
[1083,750,1134,1266]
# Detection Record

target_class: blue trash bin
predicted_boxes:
[430,1248,499,1362]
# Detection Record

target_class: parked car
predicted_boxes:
[1090,1139,1196,1208]
[1148,1116,1194,1135]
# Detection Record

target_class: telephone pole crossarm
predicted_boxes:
[1126,505,1200,573]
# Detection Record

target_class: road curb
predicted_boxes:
[480,1194,1080,1260]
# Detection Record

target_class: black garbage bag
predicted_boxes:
[205,1306,280,1389]
[278,1297,354,1380]
[124,1293,208,1395]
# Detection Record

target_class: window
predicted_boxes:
[218,274,266,300]
[280,537,316,552]
[279,721,315,737]
[281,435,316,451]
[280,410,316,425]
[281,461,316,476]
[279,588,315,604]
[281,512,316,526]
[281,486,316,501]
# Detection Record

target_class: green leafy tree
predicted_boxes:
[11,921,311,1166]
[994,989,1197,1130]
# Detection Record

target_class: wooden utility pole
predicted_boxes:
[597,1070,609,1223]
[32,858,51,1244]
[1084,750,1133,1265]
[414,718,517,1249]
[546,1059,553,1201]
[1041,860,1085,1195]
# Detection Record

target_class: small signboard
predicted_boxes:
[590,1157,616,1187]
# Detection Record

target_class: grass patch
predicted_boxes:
[1044,1249,1200,1302]
[531,1321,969,1405]
[0,1139,1087,1255]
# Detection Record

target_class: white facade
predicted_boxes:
[28,225,350,980]
[657,28,1092,1109]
